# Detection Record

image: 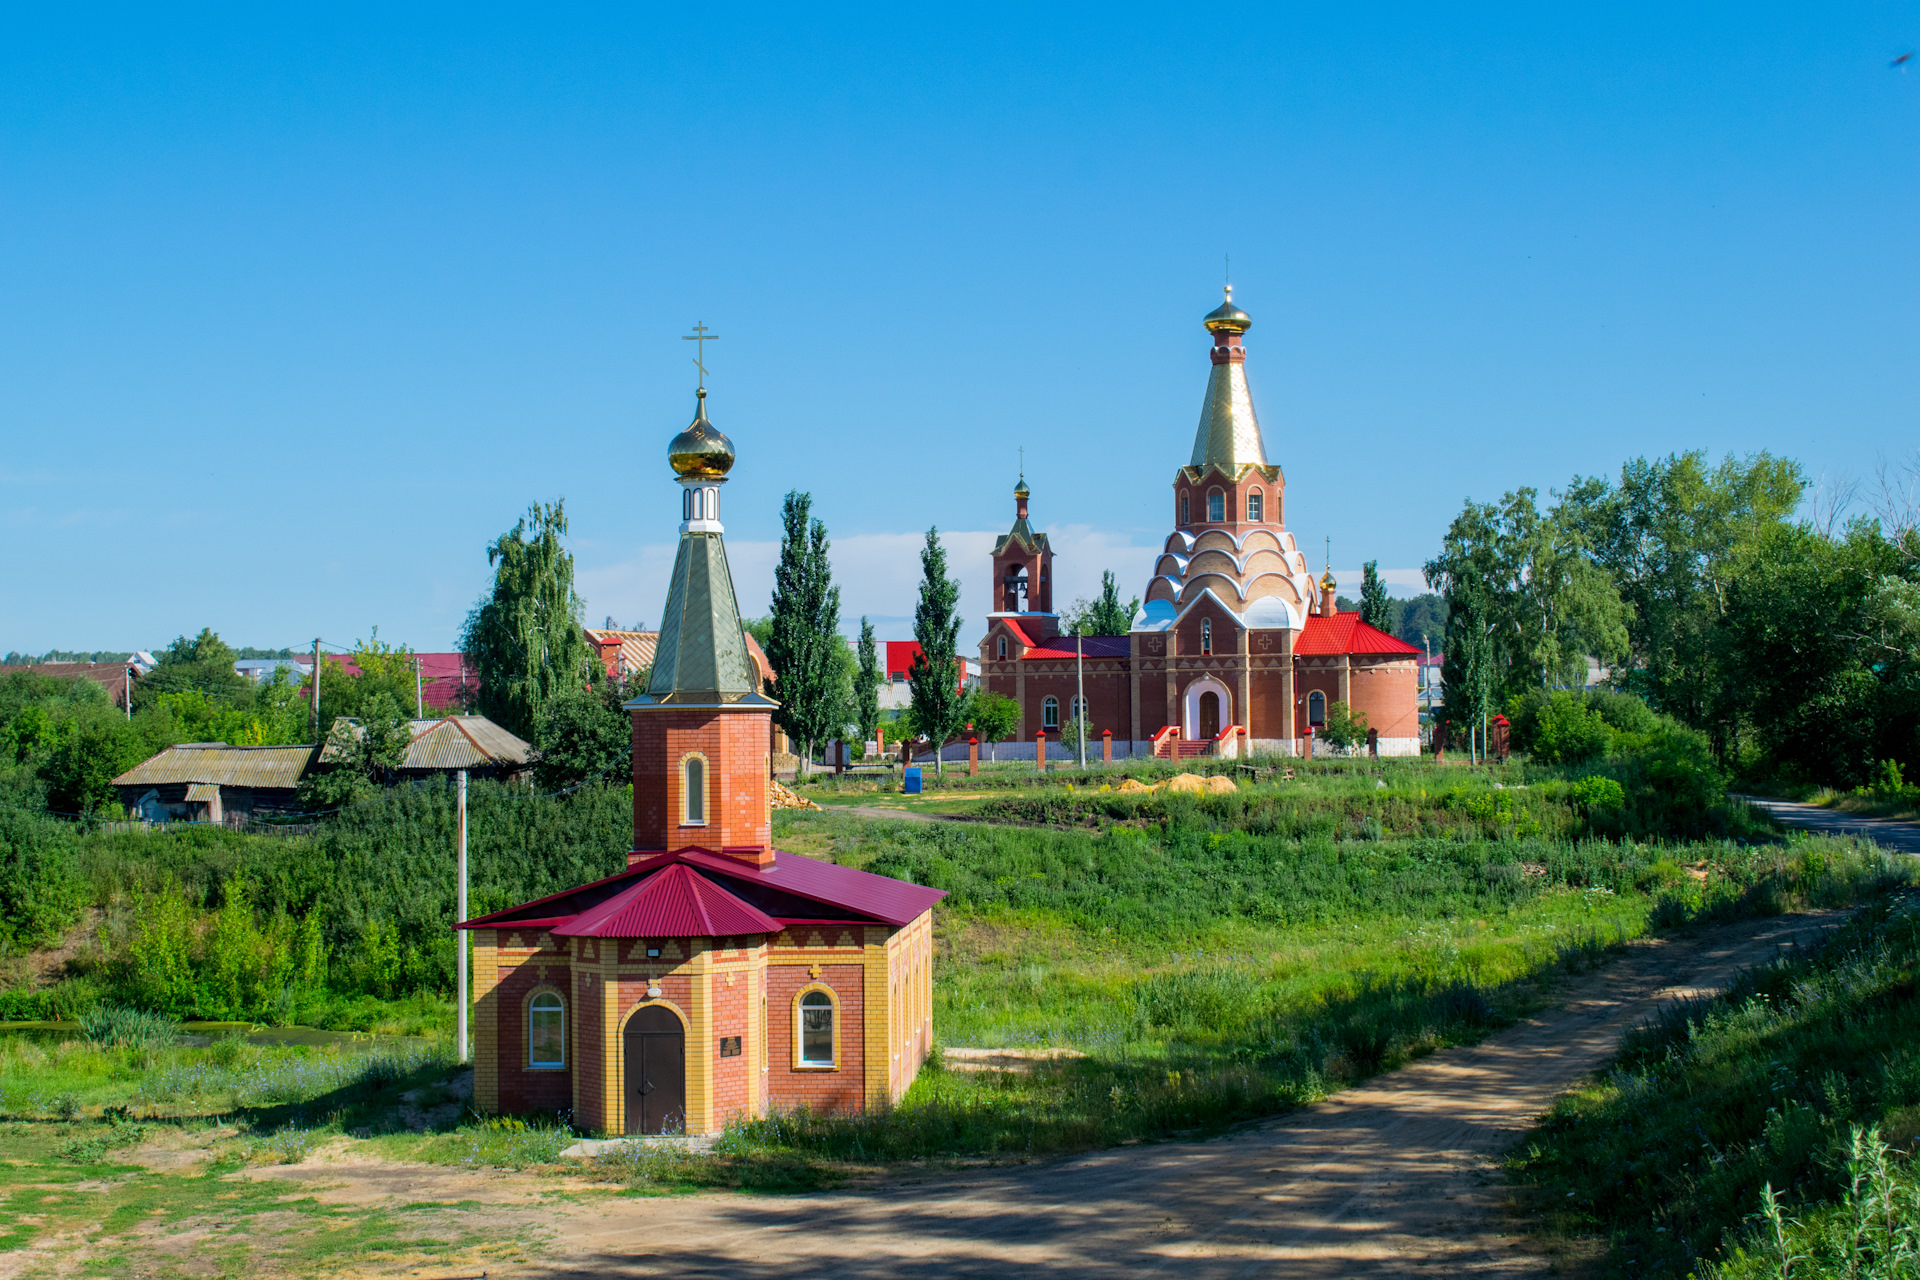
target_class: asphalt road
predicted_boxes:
[1734,794,1920,856]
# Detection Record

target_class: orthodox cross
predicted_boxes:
[683,322,719,389]
[1019,445,1024,478]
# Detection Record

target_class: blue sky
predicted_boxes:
[3,5,1916,655]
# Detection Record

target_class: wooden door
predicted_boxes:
[1199,691,1220,740]
[624,1006,686,1135]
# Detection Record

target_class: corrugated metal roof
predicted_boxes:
[1021,636,1131,660]
[183,783,219,801]
[317,715,531,770]
[552,864,779,938]
[1295,612,1423,657]
[112,743,317,790]
[457,845,946,933]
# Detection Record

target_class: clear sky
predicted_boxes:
[4,5,1916,655]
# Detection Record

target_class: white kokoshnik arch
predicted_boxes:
[1182,676,1234,742]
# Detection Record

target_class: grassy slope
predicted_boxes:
[1509,892,1920,1278]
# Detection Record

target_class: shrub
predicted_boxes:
[0,808,81,950]
[1320,701,1369,751]
[1530,693,1613,764]
[1569,776,1625,813]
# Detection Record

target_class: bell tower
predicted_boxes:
[625,375,779,868]
[989,473,1056,637]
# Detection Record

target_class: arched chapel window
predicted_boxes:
[1043,696,1059,730]
[1201,618,1212,656]
[1207,490,1225,523]
[1070,695,1087,724]
[1308,691,1326,726]
[1248,490,1264,523]
[529,993,565,1068]
[800,990,835,1066]
[997,635,1008,660]
[682,755,707,825]
[1179,493,1190,525]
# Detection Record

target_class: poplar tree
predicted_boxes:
[907,527,965,776]
[460,500,590,741]
[854,617,882,751]
[1360,561,1394,633]
[765,491,844,776]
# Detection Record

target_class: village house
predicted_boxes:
[458,386,943,1136]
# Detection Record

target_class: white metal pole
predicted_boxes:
[456,768,469,1064]
[415,653,424,719]
[1076,633,1086,769]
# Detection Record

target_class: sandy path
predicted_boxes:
[276,909,1838,1279]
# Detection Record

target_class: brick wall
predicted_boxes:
[489,938,575,1117]
[1350,659,1419,739]
[765,962,865,1114]
[631,708,771,859]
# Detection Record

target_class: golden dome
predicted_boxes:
[1320,566,1338,591]
[1203,285,1251,335]
[1014,476,1030,498]
[668,389,735,479]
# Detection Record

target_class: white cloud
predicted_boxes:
[576,523,1165,641]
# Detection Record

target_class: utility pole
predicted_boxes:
[124,666,133,721]
[456,768,469,1064]
[415,653,423,719]
[311,638,322,741]
[1075,633,1087,769]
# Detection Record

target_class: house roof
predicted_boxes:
[1295,612,1423,657]
[992,618,1037,647]
[318,715,531,770]
[457,845,946,937]
[552,863,780,938]
[113,743,318,791]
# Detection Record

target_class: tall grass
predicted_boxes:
[1509,891,1920,1278]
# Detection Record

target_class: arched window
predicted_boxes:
[529,992,565,1068]
[1207,489,1225,523]
[682,755,707,825]
[1248,490,1264,523]
[997,635,1008,660]
[1308,691,1327,726]
[1042,696,1059,729]
[1069,695,1087,724]
[1179,493,1190,525]
[682,488,694,520]
[1200,618,1212,656]
[799,990,835,1067]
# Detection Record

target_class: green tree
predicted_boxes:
[133,629,250,712]
[1394,593,1449,651]
[1066,571,1138,636]
[854,618,882,748]
[907,527,966,776]
[965,691,1021,763]
[534,679,631,790]
[1320,700,1369,751]
[460,501,591,741]
[1360,561,1394,632]
[764,492,845,775]
[1557,450,1803,748]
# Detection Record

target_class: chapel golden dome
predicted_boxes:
[1320,566,1338,591]
[668,389,735,479]
[1203,286,1251,335]
[1014,476,1031,499]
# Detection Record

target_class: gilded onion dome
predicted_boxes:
[1202,287,1252,334]
[668,388,735,479]
[1320,566,1338,592]
[1014,476,1031,499]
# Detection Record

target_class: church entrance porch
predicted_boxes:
[624,1005,687,1135]
[1182,677,1233,743]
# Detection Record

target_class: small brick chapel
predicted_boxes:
[458,387,944,1136]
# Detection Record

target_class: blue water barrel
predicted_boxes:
[903,766,923,794]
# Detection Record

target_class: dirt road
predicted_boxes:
[1736,794,1920,856]
[277,910,1838,1279]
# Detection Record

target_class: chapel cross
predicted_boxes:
[683,322,720,389]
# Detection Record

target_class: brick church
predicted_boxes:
[978,290,1421,757]
[459,387,943,1135]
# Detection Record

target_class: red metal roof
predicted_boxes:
[552,863,779,938]
[996,619,1036,647]
[1295,612,1423,656]
[457,845,945,936]
[1021,635,1130,660]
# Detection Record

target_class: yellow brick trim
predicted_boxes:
[471,931,500,1113]
[690,943,713,1135]
[863,929,893,1111]
[602,962,620,1135]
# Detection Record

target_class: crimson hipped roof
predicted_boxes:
[1294,612,1423,656]
[455,846,946,939]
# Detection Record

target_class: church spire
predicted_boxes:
[634,387,769,706]
[1190,285,1270,474]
